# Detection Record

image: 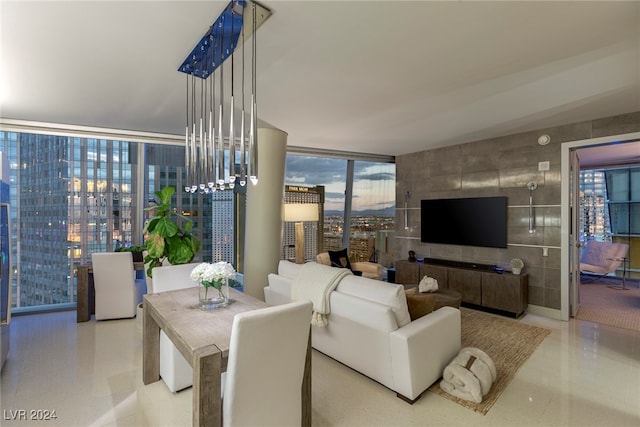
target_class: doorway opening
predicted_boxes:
[561,132,640,328]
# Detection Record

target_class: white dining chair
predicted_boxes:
[92,252,145,320]
[151,263,200,393]
[223,300,312,427]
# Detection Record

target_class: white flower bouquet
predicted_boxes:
[191,261,236,300]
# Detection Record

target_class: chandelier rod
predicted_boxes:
[180,0,271,194]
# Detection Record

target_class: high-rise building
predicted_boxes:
[283,185,324,261]
[211,189,235,263]
[0,132,223,311]
[579,169,610,241]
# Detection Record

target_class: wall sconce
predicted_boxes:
[404,191,410,230]
[284,203,319,264]
[527,181,538,234]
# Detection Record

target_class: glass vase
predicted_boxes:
[199,278,229,310]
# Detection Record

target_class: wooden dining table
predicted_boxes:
[142,286,312,427]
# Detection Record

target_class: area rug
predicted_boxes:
[428,308,550,415]
[576,280,640,332]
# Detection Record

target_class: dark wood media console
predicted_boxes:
[395,258,528,317]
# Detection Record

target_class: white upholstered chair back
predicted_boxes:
[223,300,312,427]
[151,263,200,292]
[91,252,138,320]
[152,263,200,393]
[142,251,176,294]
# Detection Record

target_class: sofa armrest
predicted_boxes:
[267,273,292,296]
[389,307,461,401]
[264,286,292,307]
[264,273,294,306]
[351,261,383,280]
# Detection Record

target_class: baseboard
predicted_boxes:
[526,304,564,321]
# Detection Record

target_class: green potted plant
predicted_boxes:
[114,245,147,262]
[143,186,201,278]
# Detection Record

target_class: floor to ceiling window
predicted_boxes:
[0,133,144,311]
[285,154,395,263]
[1,127,395,313]
[285,155,348,253]
[580,167,639,279]
[0,132,222,313]
[145,143,229,264]
[351,160,395,262]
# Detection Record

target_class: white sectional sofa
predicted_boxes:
[264,260,461,403]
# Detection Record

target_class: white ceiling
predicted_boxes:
[1,1,639,158]
[578,140,640,169]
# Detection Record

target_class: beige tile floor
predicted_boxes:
[1,308,639,427]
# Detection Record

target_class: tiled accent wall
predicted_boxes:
[392,111,640,311]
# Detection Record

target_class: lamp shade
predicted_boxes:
[283,204,319,222]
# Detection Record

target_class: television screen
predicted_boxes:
[420,196,507,248]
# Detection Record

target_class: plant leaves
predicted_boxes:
[146,234,165,258]
[158,186,175,204]
[154,217,179,238]
[166,235,194,265]
[143,186,199,271]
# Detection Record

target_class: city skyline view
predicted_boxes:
[285,155,395,214]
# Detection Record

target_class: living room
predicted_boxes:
[1,1,640,426]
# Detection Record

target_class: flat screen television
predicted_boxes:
[421,196,507,248]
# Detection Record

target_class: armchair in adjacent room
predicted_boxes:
[317,250,383,280]
[579,240,629,283]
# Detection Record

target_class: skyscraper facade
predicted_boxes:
[0,132,222,312]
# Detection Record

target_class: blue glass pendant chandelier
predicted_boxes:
[179,0,271,194]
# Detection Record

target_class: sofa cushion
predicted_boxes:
[337,275,411,327]
[328,249,364,276]
[277,260,302,279]
[328,248,352,269]
[405,291,436,321]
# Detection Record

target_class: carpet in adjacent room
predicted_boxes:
[576,279,640,332]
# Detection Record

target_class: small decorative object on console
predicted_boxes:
[408,250,417,262]
[510,258,524,275]
[191,261,235,310]
[418,276,438,293]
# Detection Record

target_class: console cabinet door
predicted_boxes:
[395,260,419,286]
[448,269,481,305]
[481,273,528,315]
[420,264,448,290]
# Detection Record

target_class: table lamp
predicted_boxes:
[284,203,319,264]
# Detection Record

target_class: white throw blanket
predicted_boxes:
[440,347,497,403]
[291,263,352,327]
